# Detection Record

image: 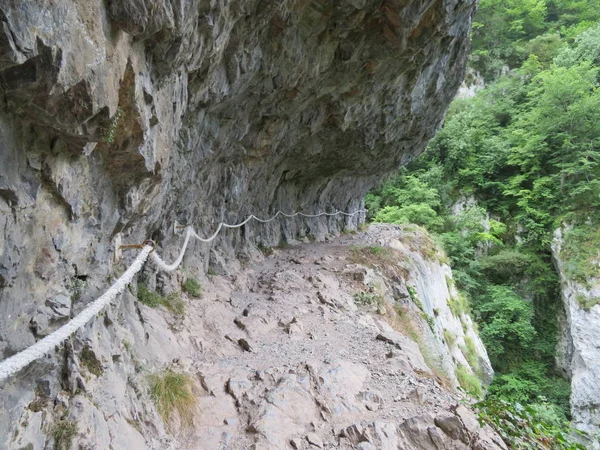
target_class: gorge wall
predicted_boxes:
[0,0,476,371]
[553,229,600,447]
[0,0,480,448]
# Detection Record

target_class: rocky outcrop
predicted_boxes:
[0,0,475,359]
[1,225,502,449]
[0,0,479,447]
[552,228,600,447]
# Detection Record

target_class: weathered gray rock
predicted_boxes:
[0,0,478,447]
[553,228,600,446]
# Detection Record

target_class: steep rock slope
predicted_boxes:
[2,225,500,449]
[553,229,600,447]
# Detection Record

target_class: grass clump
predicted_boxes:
[561,224,600,285]
[165,293,186,316]
[138,283,186,316]
[353,291,383,307]
[52,419,77,450]
[149,371,196,428]
[137,282,165,308]
[576,294,600,312]
[422,312,436,332]
[444,329,457,347]
[257,244,274,256]
[80,345,104,377]
[447,292,470,316]
[182,279,202,298]
[386,304,450,387]
[462,335,480,374]
[456,364,483,398]
[68,277,88,301]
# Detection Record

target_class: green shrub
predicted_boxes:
[149,371,196,428]
[165,293,186,316]
[476,398,587,450]
[138,283,186,315]
[52,419,77,450]
[456,364,483,398]
[182,279,202,298]
[463,335,480,373]
[407,285,425,311]
[137,283,165,308]
[257,244,273,256]
[444,329,457,347]
[447,292,470,316]
[422,312,436,332]
[576,294,600,311]
[353,291,383,306]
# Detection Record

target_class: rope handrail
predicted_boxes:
[0,208,366,382]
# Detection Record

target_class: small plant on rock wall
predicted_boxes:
[149,371,196,428]
[182,279,202,298]
[103,107,122,144]
[456,364,483,399]
[137,283,186,315]
[444,329,457,347]
[257,244,274,257]
[52,419,78,450]
[68,276,88,302]
[353,291,383,306]
[476,398,588,450]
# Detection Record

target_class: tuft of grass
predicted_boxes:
[138,283,186,316]
[137,282,165,308]
[353,291,384,307]
[80,346,103,377]
[444,329,457,347]
[386,304,450,387]
[462,335,481,375]
[421,312,436,332]
[68,277,88,302]
[257,244,274,256]
[103,107,122,144]
[407,285,425,311]
[207,267,217,276]
[149,371,196,428]
[122,339,133,353]
[165,293,186,316]
[182,279,202,298]
[456,364,483,398]
[448,291,470,316]
[576,294,600,312]
[52,419,77,450]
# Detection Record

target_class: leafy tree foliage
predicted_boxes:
[367,8,600,446]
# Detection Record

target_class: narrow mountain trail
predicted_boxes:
[162,225,506,450]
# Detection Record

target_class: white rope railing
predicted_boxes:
[151,209,367,272]
[0,208,366,382]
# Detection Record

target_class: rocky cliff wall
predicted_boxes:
[552,228,600,448]
[2,224,501,449]
[0,0,478,448]
[0,0,475,377]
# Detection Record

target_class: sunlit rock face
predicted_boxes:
[553,229,600,448]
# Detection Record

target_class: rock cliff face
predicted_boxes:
[0,0,480,448]
[553,229,600,447]
[2,225,500,449]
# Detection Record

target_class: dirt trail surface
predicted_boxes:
[162,225,506,450]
